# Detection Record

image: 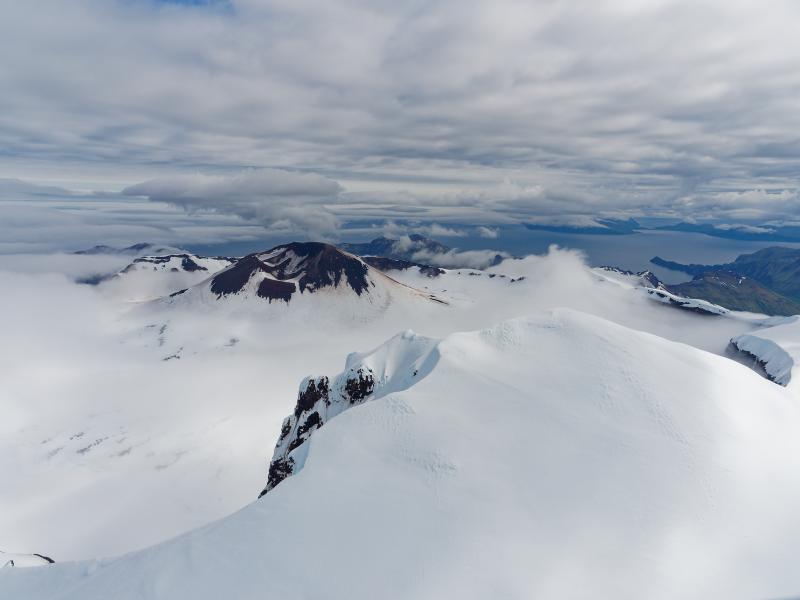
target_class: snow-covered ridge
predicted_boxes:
[260,329,440,495]
[596,266,662,289]
[99,253,235,301]
[1,552,53,569]
[645,287,729,315]
[730,316,800,386]
[121,254,234,275]
[596,266,729,315]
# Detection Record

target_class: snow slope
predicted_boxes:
[1,246,784,565]
[100,253,234,301]
[5,309,800,599]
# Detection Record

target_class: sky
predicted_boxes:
[2,0,800,250]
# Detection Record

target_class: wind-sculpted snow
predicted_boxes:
[730,316,800,386]
[1,552,53,569]
[5,309,800,599]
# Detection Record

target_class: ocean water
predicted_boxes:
[450,227,800,284]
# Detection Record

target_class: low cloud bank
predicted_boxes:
[124,169,343,237]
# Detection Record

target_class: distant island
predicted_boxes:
[523,218,800,243]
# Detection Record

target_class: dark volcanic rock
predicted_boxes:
[256,278,295,303]
[209,243,375,304]
[210,254,269,297]
[262,242,370,296]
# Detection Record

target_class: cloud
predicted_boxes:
[0,0,800,231]
[410,248,509,270]
[476,226,499,239]
[123,169,343,236]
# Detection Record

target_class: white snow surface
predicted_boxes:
[100,254,234,301]
[4,309,800,599]
[0,246,794,571]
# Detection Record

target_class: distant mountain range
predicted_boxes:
[525,218,642,235]
[654,222,800,242]
[340,234,451,260]
[652,247,800,315]
[523,218,800,243]
[74,242,184,256]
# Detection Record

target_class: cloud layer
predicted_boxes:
[2,0,800,237]
[124,169,343,236]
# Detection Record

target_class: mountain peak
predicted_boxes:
[207,242,371,303]
[340,234,450,261]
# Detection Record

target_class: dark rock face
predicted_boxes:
[257,278,296,303]
[263,457,295,494]
[344,372,375,402]
[297,411,322,437]
[261,242,371,296]
[210,255,269,297]
[259,365,377,497]
[295,377,330,417]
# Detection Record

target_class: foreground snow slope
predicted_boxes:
[5,309,800,600]
[1,248,784,562]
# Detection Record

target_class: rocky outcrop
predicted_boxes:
[259,330,440,497]
[259,366,376,496]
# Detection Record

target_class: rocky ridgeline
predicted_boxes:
[259,330,440,497]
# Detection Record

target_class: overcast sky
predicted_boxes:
[2,0,800,248]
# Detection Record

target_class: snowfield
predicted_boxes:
[2,244,800,599]
[3,309,800,599]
